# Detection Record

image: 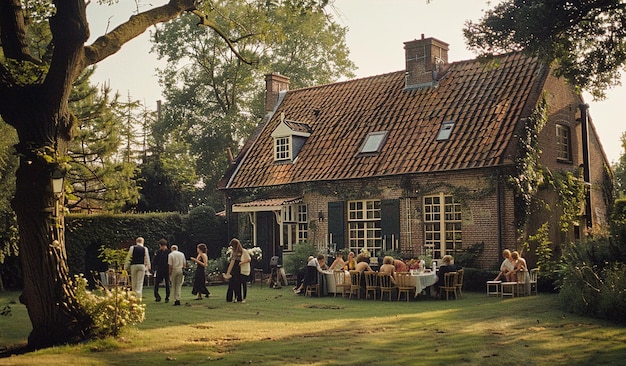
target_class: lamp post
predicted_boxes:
[50,166,65,217]
[51,167,65,195]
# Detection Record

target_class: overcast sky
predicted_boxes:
[87,0,626,164]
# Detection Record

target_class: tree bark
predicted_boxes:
[1,0,197,349]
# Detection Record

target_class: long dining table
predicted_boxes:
[408,271,438,297]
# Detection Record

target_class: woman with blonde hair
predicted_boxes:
[494,249,515,281]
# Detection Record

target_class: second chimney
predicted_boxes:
[404,35,449,89]
[265,73,290,113]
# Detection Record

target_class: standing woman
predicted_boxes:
[191,243,210,300]
[224,238,244,303]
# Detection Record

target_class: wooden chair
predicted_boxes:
[349,270,362,299]
[333,270,351,298]
[454,268,465,299]
[364,271,379,300]
[395,272,413,301]
[440,272,458,300]
[305,283,320,297]
[529,268,539,295]
[378,273,395,301]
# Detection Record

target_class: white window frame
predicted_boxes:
[436,121,455,141]
[423,193,462,259]
[274,136,291,161]
[556,124,571,161]
[359,131,387,153]
[282,204,308,251]
[347,199,382,257]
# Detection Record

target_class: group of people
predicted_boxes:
[123,236,252,306]
[493,249,529,283]
[125,237,187,306]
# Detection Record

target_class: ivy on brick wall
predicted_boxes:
[509,93,549,230]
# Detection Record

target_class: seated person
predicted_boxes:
[295,254,326,294]
[379,256,396,283]
[394,258,408,273]
[354,254,373,272]
[494,249,515,281]
[435,255,460,297]
[344,251,356,271]
[328,252,345,271]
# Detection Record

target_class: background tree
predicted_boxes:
[613,132,626,197]
[68,69,140,213]
[0,0,283,348]
[151,0,355,207]
[463,0,626,99]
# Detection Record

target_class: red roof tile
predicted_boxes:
[222,53,548,189]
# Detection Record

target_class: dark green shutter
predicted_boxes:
[327,201,345,249]
[381,199,400,252]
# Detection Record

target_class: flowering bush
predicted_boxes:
[248,247,262,261]
[74,274,145,338]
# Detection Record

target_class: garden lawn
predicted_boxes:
[1,285,626,365]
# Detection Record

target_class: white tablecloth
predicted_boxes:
[323,271,350,294]
[409,272,438,297]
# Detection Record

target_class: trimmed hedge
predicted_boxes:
[66,208,228,277]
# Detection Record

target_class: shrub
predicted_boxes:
[559,238,626,323]
[74,275,145,338]
[283,242,316,275]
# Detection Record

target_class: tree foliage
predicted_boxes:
[464,0,626,99]
[151,0,355,206]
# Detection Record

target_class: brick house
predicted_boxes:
[218,35,612,270]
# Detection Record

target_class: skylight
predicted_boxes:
[436,121,455,141]
[360,131,388,153]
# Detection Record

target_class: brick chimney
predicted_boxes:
[404,35,449,89]
[265,73,290,113]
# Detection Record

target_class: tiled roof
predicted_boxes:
[222,53,548,189]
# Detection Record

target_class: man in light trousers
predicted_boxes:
[125,237,151,297]
[168,245,187,306]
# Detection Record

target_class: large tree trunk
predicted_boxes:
[13,153,92,348]
[0,0,197,349]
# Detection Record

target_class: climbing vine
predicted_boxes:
[509,93,548,230]
[544,168,586,233]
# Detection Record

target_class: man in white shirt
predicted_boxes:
[168,245,187,306]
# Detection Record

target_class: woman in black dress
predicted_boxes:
[190,243,210,299]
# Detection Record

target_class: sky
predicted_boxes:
[87,0,626,164]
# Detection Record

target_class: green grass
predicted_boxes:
[1,285,626,365]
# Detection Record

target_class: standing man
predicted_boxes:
[168,244,187,306]
[125,237,151,297]
[152,239,171,303]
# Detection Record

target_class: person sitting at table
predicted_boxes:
[394,258,408,273]
[511,250,531,293]
[354,254,372,298]
[379,256,396,284]
[434,255,460,298]
[328,252,345,271]
[407,257,421,271]
[293,256,314,293]
[493,249,515,282]
[344,251,356,271]
[294,254,326,295]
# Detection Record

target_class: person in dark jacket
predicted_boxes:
[152,239,170,303]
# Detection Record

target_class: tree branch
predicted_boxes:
[83,0,197,65]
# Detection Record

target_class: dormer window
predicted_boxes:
[360,131,388,154]
[436,121,455,141]
[271,114,312,162]
[274,136,291,161]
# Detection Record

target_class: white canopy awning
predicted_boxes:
[231,197,302,213]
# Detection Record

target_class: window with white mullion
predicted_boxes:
[423,194,462,259]
[282,204,307,251]
[274,136,291,161]
[348,200,382,256]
